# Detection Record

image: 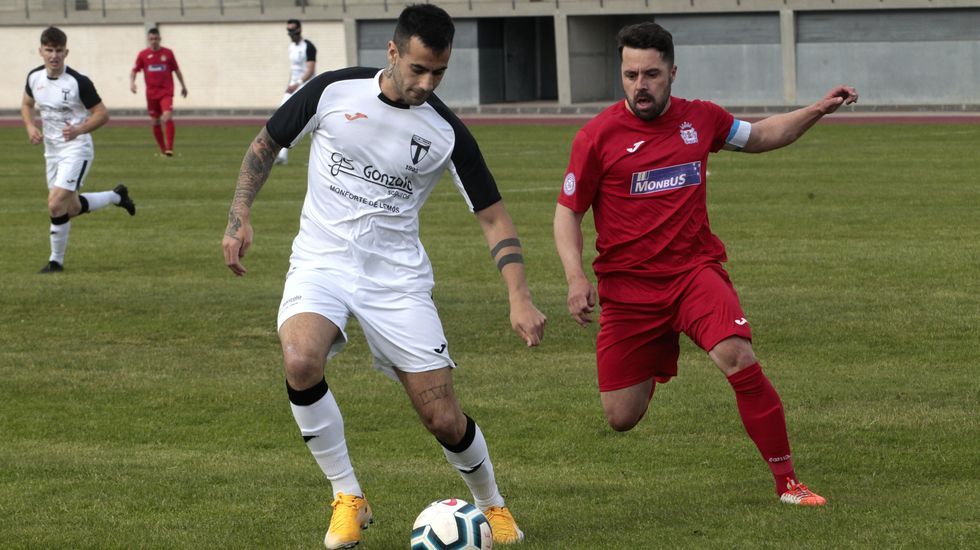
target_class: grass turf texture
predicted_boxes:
[1,122,977,548]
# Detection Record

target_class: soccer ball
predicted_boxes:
[410,498,493,549]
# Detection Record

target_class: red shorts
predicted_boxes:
[146,94,174,119]
[595,263,752,392]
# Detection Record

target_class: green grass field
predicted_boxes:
[1,121,978,548]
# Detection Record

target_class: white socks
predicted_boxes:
[49,219,70,263]
[288,380,362,500]
[441,416,505,510]
[81,190,118,211]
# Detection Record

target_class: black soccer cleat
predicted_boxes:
[114,184,136,216]
[39,260,64,273]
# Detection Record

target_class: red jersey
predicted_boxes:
[133,47,179,97]
[558,97,740,298]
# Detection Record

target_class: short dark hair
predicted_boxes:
[147,27,160,36]
[617,22,674,65]
[40,26,67,47]
[287,19,301,28]
[393,3,454,54]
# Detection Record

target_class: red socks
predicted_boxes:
[727,362,797,494]
[165,119,175,151]
[152,124,166,153]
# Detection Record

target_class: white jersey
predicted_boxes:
[266,68,502,293]
[24,65,102,158]
[287,39,317,85]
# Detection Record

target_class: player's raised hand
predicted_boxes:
[511,299,547,347]
[818,85,858,115]
[222,212,253,277]
[567,277,597,327]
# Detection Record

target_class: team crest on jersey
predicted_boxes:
[679,122,699,145]
[563,173,576,196]
[160,54,168,62]
[630,161,702,195]
[410,134,431,165]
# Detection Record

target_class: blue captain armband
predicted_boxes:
[723,119,752,151]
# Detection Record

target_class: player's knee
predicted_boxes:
[282,350,324,387]
[47,198,70,217]
[711,337,757,372]
[421,408,463,443]
[604,406,645,432]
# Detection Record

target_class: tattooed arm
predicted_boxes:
[222,127,282,276]
[475,201,547,347]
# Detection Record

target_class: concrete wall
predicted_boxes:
[4,2,980,111]
[4,21,346,112]
[795,9,980,105]
[658,13,783,106]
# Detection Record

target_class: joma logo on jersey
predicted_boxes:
[630,161,702,195]
[410,134,431,164]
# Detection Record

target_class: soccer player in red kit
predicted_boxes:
[130,27,187,156]
[554,22,857,506]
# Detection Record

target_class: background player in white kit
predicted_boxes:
[275,18,317,165]
[22,26,136,274]
[222,4,545,548]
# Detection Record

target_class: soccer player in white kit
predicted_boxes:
[22,27,136,274]
[222,5,545,548]
[275,18,317,166]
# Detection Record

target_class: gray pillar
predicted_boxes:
[344,17,358,67]
[780,9,797,105]
[554,14,572,106]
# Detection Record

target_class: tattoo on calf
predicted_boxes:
[418,384,451,406]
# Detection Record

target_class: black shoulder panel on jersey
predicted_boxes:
[266,66,377,150]
[25,66,45,97]
[66,67,102,109]
[305,40,317,62]
[425,94,502,212]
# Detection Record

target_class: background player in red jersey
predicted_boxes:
[130,27,187,156]
[554,21,857,506]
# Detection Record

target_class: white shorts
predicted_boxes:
[45,154,93,191]
[277,267,455,380]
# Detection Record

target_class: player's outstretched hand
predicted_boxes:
[567,277,597,327]
[818,85,859,115]
[222,215,253,277]
[511,300,547,347]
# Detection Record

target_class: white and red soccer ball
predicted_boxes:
[411,498,492,549]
